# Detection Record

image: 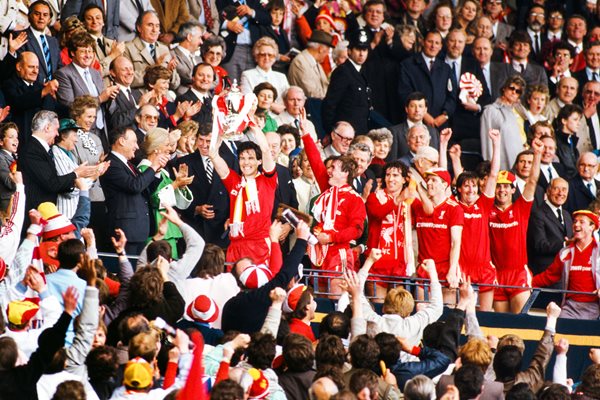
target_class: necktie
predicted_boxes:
[97,37,105,54]
[48,147,54,160]
[452,61,458,82]
[519,63,525,74]
[202,0,214,30]
[534,33,540,54]
[205,158,213,183]
[548,166,553,181]
[229,140,238,157]
[429,59,434,72]
[557,208,563,225]
[588,182,594,195]
[84,70,99,96]
[40,34,52,80]
[127,161,138,175]
[354,177,363,193]
[594,71,598,81]
[149,43,157,61]
[127,88,137,107]
[293,118,300,129]
[274,27,280,35]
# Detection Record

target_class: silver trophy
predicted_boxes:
[211,79,257,143]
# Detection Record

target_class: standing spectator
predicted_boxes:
[367,129,393,166]
[61,0,119,40]
[106,56,146,132]
[123,11,181,91]
[171,21,205,96]
[0,123,19,212]
[573,41,600,97]
[209,126,278,265]
[546,77,579,121]
[188,0,219,36]
[83,4,123,86]
[148,0,191,45]
[480,75,528,170]
[553,104,583,179]
[322,29,372,135]
[254,83,279,133]
[264,131,299,219]
[527,178,573,275]
[537,132,566,193]
[398,125,434,168]
[2,52,59,147]
[489,139,543,313]
[176,63,215,125]
[565,15,587,72]
[52,119,85,219]
[581,81,600,150]
[472,37,509,101]
[501,31,548,88]
[525,5,548,64]
[274,87,318,142]
[288,31,333,100]
[20,111,97,216]
[118,0,154,42]
[547,42,575,97]
[398,30,457,129]
[482,0,513,48]
[565,152,600,213]
[293,150,320,214]
[100,126,169,255]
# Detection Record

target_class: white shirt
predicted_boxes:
[547,31,562,41]
[544,199,565,223]
[349,57,362,72]
[422,54,435,70]
[33,134,50,152]
[550,69,571,84]
[191,87,210,102]
[515,175,526,194]
[586,67,600,81]
[541,162,559,183]
[275,110,318,142]
[568,39,583,54]
[512,60,528,72]
[111,149,130,166]
[583,178,597,195]
[445,56,462,82]
[481,63,492,91]
[240,66,289,103]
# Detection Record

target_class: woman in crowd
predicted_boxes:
[254,82,279,133]
[241,37,290,113]
[428,3,454,39]
[455,0,481,43]
[365,161,411,302]
[395,24,422,61]
[0,123,18,213]
[139,128,194,257]
[276,124,300,167]
[52,119,83,219]
[175,120,199,158]
[553,104,583,179]
[367,128,393,166]
[480,75,528,169]
[516,84,550,135]
[70,95,109,248]
[293,150,320,214]
[201,36,230,95]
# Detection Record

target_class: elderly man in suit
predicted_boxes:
[176,63,214,124]
[172,21,205,96]
[173,123,230,246]
[123,10,181,91]
[100,126,169,255]
[388,92,439,161]
[19,110,97,214]
[118,0,154,42]
[398,30,457,129]
[322,29,372,135]
[15,0,63,83]
[472,37,510,101]
[288,31,333,100]
[82,4,124,86]
[275,86,318,141]
[528,177,573,275]
[565,152,600,213]
[61,0,119,40]
[2,52,58,147]
[107,56,150,131]
[55,31,119,149]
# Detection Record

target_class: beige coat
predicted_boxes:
[123,37,181,90]
[288,49,329,99]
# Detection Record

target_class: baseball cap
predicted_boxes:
[424,168,451,186]
[573,210,600,228]
[497,170,516,185]
[123,357,153,389]
[7,300,40,326]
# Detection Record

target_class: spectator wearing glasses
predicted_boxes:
[132,104,160,165]
[481,75,528,170]
[323,122,355,158]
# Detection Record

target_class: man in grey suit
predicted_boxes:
[388,92,439,162]
[172,21,205,96]
[61,0,120,40]
[55,32,119,148]
[118,0,154,42]
[497,31,548,89]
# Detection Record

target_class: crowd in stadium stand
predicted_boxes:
[3,0,600,397]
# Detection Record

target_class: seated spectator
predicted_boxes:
[201,36,230,95]
[106,56,146,133]
[0,123,19,212]
[398,125,432,167]
[83,4,123,86]
[288,30,333,99]
[171,21,204,96]
[323,121,355,158]
[241,37,290,114]
[258,0,291,64]
[275,86,319,142]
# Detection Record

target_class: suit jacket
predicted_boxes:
[322,59,371,134]
[585,104,600,150]
[493,21,514,47]
[118,0,154,42]
[258,25,290,55]
[61,0,119,39]
[187,0,219,35]
[529,30,550,65]
[273,163,298,219]
[489,61,511,100]
[451,57,492,142]
[398,54,457,120]
[94,35,117,85]
[176,89,213,125]
[565,177,600,214]
[500,60,549,89]
[387,122,440,161]
[107,88,142,131]
[0,150,16,211]
[2,75,58,147]
[172,46,203,96]
[174,150,229,246]
[20,137,77,213]
[123,37,181,90]
[17,28,62,83]
[537,162,567,192]
[287,49,328,99]
[99,152,157,243]
[150,0,190,35]
[527,202,573,275]
[55,63,106,132]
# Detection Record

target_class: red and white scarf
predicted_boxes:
[231,176,261,237]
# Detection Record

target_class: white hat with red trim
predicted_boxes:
[239,264,273,289]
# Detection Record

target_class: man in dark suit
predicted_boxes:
[538,133,568,193]
[573,42,600,101]
[61,0,120,40]
[131,104,160,166]
[525,5,549,64]
[349,142,376,197]
[106,56,144,132]
[15,1,63,84]
[472,37,510,101]
[322,29,372,135]
[445,29,492,147]
[565,152,600,213]
[100,126,169,255]
[398,30,457,128]
[528,178,573,275]
[582,82,600,150]
[2,52,58,148]
[174,124,230,247]
[19,110,97,214]
[176,63,214,125]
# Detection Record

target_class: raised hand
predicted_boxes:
[62,286,79,316]
[111,228,127,253]
[159,204,183,227]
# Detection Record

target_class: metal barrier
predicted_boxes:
[97,252,593,314]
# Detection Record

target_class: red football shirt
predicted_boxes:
[412,197,464,275]
[457,195,494,275]
[489,196,533,272]
[222,168,278,240]
[567,242,597,302]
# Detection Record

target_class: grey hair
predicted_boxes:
[404,375,435,400]
[406,124,430,140]
[306,41,322,49]
[31,110,58,133]
[348,142,373,160]
[176,20,205,42]
[332,41,348,59]
[367,128,393,146]
[283,86,307,101]
[201,35,227,59]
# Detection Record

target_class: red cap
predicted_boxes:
[497,170,516,185]
[424,168,451,186]
[573,210,600,228]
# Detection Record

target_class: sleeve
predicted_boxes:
[70,192,91,233]
[479,108,495,161]
[176,331,208,400]
[55,70,76,107]
[515,329,554,393]
[300,133,328,191]
[294,16,312,48]
[528,210,566,256]
[65,286,99,374]
[392,346,452,388]
[260,306,282,337]
[221,169,240,193]
[532,252,564,287]
[0,184,26,265]
[21,151,76,195]
[168,223,205,289]
[449,203,464,227]
[103,257,134,325]
[100,162,157,194]
[552,353,568,386]
[161,281,186,324]
[321,68,345,132]
[366,192,396,221]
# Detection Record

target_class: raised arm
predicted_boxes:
[483,129,501,197]
[522,138,543,201]
[249,125,275,173]
[438,128,452,170]
[300,131,329,191]
[208,130,230,179]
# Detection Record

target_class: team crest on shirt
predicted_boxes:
[509,210,513,218]
[439,210,446,219]
[473,204,479,210]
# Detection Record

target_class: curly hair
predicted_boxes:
[246,332,276,370]
[70,95,99,121]
[129,267,164,309]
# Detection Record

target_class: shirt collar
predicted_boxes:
[32,135,50,152]
[349,58,362,72]
[111,150,130,165]
[191,87,210,100]
[545,199,561,213]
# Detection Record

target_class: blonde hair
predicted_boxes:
[143,127,170,156]
[252,36,279,57]
[498,334,525,353]
[177,120,199,139]
[382,287,415,317]
[458,338,492,371]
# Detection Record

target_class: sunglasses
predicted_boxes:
[507,85,523,95]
